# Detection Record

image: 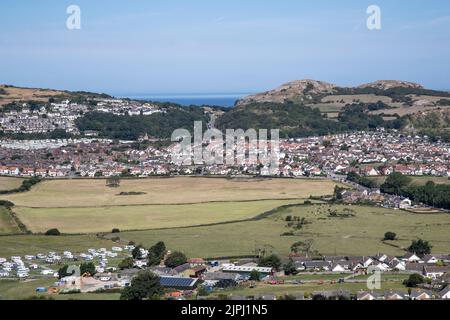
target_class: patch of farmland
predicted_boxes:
[4,177,340,208]
[13,199,306,234]
[0,177,25,192]
[115,204,450,258]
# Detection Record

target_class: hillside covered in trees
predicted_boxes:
[216,101,408,138]
[76,107,209,140]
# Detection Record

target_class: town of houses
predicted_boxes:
[1,244,450,300]
[1,129,448,211]
[1,96,448,180]
[1,99,450,301]
[0,98,165,134]
[1,131,448,179]
[280,130,450,178]
[1,98,449,213]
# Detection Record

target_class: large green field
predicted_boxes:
[14,199,305,234]
[0,206,20,235]
[2,178,450,260]
[2,177,339,234]
[113,204,450,258]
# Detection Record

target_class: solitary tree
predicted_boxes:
[149,241,166,259]
[249,270,261,281]
[384,232,397,241]
[148,241,167,266]
[283,260,298,276]
[408,239,432,256]
[45,228,61,236]
[165,251,187,268]
[120,271,163,300]
[132,245,144,260]
[258,254,282,271]
[381,172,412,195]
[58,265,72,279]
[80,262,96,276]
[403,274,425,288]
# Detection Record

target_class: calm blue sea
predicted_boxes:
[119,93,251,108]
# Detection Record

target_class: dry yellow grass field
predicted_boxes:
[0,85,67,106]
[14,199,306,233]
[370,105,449,117]
[0,177,25,191]
[321,94,394,104]
[5,177,340,208]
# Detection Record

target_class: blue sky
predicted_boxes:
[0,0,449,95]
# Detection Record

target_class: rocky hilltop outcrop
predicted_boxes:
[235,80,337,106]
[236,79,428,106]
[358,80,424,91]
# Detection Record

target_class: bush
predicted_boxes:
[45,228,61,236]
[60,289,81,295]
[384,232,397,241]
[403,274,425,288]
[111,228,120,233]
[0,200,14,207]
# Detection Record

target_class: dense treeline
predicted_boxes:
[338,104,405,131]
[76,107,209,140]
[380,173,450,209]
[216,102,407,138]
[409,112,450,143]
[0,129,74,140]
[347,172,378,188]
[216,102,345,138]
[402,182,450,210]
[334,86,450,99]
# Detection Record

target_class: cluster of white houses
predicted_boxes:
[291,253,450,279]
[281,131,450,178]
[0,99,165,135]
